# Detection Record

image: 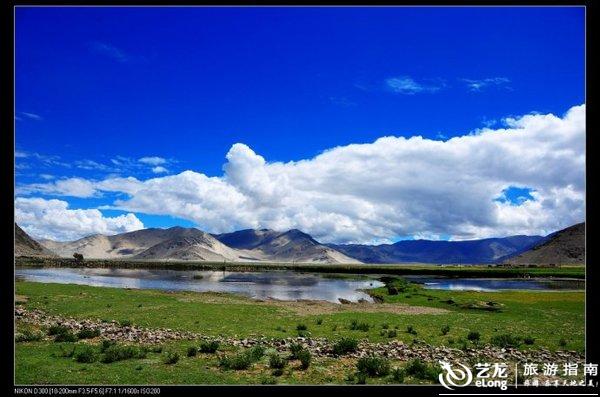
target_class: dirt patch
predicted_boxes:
[15,295,29,304]
[264,300,449,316]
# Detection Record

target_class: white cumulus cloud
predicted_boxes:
[16,104,585,244]
[15,197,144,241]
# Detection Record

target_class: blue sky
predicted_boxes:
[15,7,586,242]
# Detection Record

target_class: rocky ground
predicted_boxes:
[15,306,584,365]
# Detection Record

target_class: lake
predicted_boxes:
[14,267,383,303]
[403,275,584,291]
[14,268,584,303]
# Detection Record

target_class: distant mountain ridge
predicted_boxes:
[20,222,584,265]
[328,235,544,264]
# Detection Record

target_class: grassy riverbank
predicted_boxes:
[15,279,585,384]
[15,256,586,279]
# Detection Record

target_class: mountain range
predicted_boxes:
[15,222,585,265]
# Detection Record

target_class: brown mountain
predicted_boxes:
[15,224,57,257]
[503,222,585,265]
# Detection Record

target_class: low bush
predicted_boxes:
[467,331,481,343]
[391,367,405,383]
[297,349,311,370]
[119,319,132,327]
[349,319,370,332]
[219,346,265,370]
[54,332,78,343]
[559,338,568,348]
[74,345,97,363]
[186,346,197,357]
[357,356,391,377]
[523,336,535,345]
[316,318,323,325]
[101,344,147,364]
[77,328,100,340]
[387,330,398,338]
[48,324,70,336]
[406,325,417,335]
[268,354,286,369]
[15,329,43,342]
[490,334,522,348]
[441,325,450,336]
[199,340,219,353]
[163,351,179,365]
[289,343,304,359]
[332,338,358,356]
[404,359,439,381]
[296,324,308,331]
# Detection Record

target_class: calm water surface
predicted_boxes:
[15,267,383,303]
[14,268,583,303]
[404,275,584,291]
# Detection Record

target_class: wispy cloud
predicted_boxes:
[461,77,511,92]
[151,166,169,174]
[139,156,167,166]
[90,41,130,63]
[17,112,42,121]
[329,96,357,107]
[385,76,445,95]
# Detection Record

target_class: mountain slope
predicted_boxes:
[15,224,57,257]
[329,235,543,264]
[214,228,361,264]
[503,222,585,265]
[133,229,243,261]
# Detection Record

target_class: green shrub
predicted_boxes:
[296,324,308,331]
[441,325,450,336]
[357,356,391,377]
[219,353,252,370]
[355,372,367,384]
[199,340,219,353]
[349,319,370,332]
[523,336,535,345]
[119,319,132,327]
[163,351,179,365]
[467,331,481,343]
[391,367,405,383]
[387,330,398,338]
[297,330,310,337]
[100,340,116,352]
[332,337,358,356]
[48,324,70,336]
[490,334,522,348]
[316,318,323,325]
[148,345,163,353]
[74,345,97,363]
[406,325,417,335]
[77,328,100,340]
[101,344,147,363]
[404,359,439,381]
[219,346,265,370]
[261,376,277,384]
[559,338,568,348]
[15,329,43,342]
[54,331,78,343]
[268,354,286,369]
[248,345,265,361]
[382,323,389,329]
[271,368,284,377]
[186,346,197,357]
[289,343,304,359]
[297,349,311,370]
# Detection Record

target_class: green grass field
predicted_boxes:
[14,278,585,385]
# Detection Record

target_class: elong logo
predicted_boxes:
[438,361,473,390]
